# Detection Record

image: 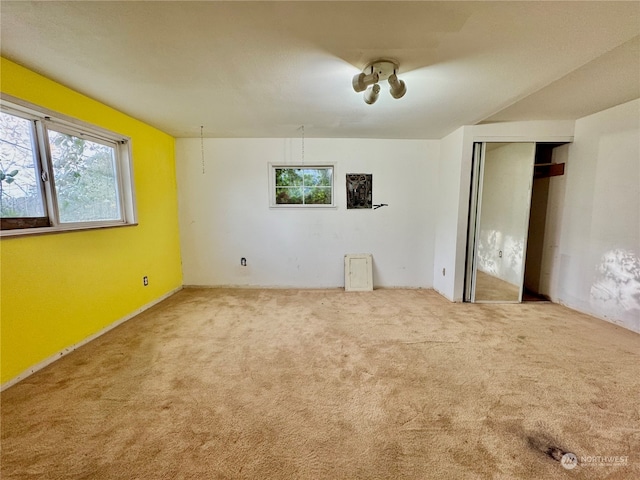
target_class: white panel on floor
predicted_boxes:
[344,254,373,291]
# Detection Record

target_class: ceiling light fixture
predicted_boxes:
[352,59,406,104]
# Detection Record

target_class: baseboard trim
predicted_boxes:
[183,284,432,290]
[183,284,344,290]
[554,299,640,335]
[1,286,183,392]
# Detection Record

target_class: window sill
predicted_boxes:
[269,205,338,210]
[0,221,138,239]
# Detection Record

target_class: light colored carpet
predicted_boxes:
[1,288,638,479]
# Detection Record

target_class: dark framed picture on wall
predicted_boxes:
[346,174,372,209]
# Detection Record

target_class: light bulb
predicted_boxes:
[352,72,379,93]
[388,73,407,99]
[364,84,381,105]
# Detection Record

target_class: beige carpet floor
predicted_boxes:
[1,288,638,479]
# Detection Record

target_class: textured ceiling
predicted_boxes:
[1,1,639,139]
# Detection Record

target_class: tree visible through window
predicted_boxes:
[0,111,45,219]
[274,166,333,206]
[48,128,120,223]
[0,99,136,235]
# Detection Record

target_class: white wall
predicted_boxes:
[176,138,439,288]
[546,99,640,332]
[432,127,466,300]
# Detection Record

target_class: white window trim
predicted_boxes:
[269,163,336,208]
[0,94,137,237]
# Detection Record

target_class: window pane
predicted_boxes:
[0,112,45,218]
[303,168,332,187]
[275,168,303,186]
[304,186,332,204]
[48,129,121,223]
[276,186,303,204]
[272,165,333,207]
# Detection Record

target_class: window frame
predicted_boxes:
[0,94,137,237]
[269,163,336,208]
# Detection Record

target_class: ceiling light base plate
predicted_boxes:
[364,59,399,82]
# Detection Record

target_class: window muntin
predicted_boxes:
[0,97,136,236]
[272,166,334,207]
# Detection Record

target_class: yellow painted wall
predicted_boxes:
[0,58,183,384]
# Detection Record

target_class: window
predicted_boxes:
[0,96,136,236]
[270,165,334,207]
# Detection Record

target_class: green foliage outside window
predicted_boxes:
[48,130,120,223]
[0,109,121,223]
[275,167,332,205]
[0,112,43,217]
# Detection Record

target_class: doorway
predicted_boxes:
[464,142,567,303]
[522,143,567,301]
